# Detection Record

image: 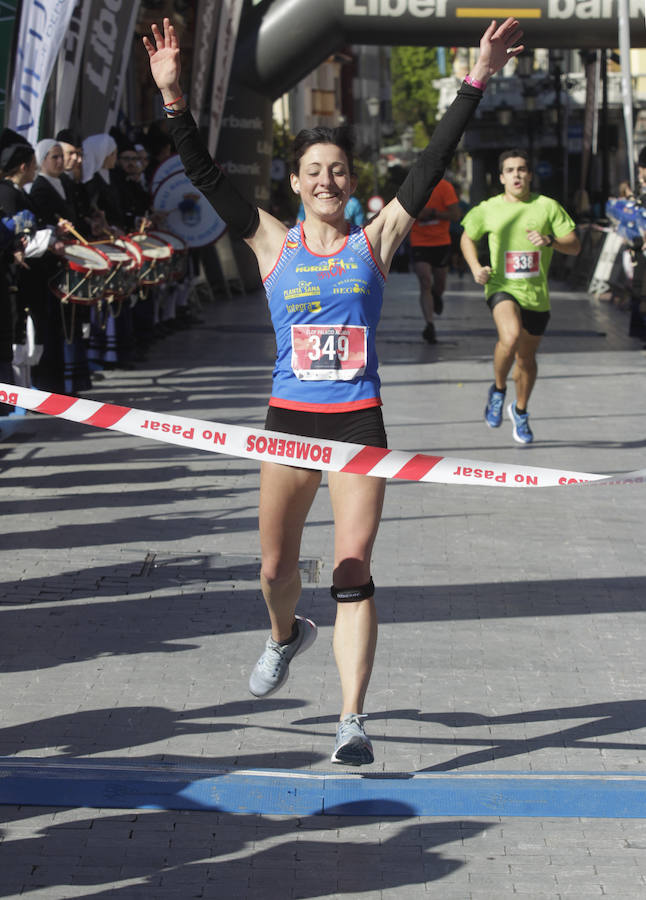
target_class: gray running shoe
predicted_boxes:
[248,615,317,697]
[331,713,374,766]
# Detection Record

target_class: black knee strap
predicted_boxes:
[331,578,375,603]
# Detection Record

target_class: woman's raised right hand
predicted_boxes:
[143,17,182,98]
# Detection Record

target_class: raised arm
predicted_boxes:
[143,19,287,277]
[365,18,524,273]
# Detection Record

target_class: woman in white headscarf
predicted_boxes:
[30,140,75,233]
[82,133,135,369]
[28,140,91,394]
[82,133,126,234]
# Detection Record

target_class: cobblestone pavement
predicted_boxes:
[1,270,645,898]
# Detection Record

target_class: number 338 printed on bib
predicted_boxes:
[291,324,367,381]
[505,250,540,279]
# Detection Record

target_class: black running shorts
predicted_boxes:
[486,291,551,336]
[410,244,452,268]
[265,405,388,448]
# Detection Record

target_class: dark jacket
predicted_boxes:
[29,175,76,229]
[110,166,150,232]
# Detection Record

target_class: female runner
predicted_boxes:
[144,17,523,765]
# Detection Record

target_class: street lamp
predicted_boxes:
[496,103,513,128]
[515,49,534,80]
[524,90,538,170]
[550,49,566,202]
[366,95,380,195]
[516,50,537,169]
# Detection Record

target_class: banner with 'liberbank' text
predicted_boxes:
[75,0,142,136]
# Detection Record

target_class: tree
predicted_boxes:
[390,47,443,144]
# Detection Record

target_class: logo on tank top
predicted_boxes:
[283,281,321,300]
[333,280,370,295]
[286,300,322,314]
[295,257,358,278]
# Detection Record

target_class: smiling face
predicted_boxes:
[41,145,65,178]
[291,143,357,222]
[60,142,82,174]
[499,156,532,201]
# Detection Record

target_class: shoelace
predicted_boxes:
[258,640,290,676]
[491,393,504,412]
[338,713,368,741]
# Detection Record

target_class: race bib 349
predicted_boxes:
[291,324,367,381]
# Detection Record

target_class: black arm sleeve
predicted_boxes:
[396,81,483,219]
[166,109,260,240]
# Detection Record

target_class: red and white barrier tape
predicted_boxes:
[1,383,643,488]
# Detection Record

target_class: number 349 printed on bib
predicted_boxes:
[291,324,367,381]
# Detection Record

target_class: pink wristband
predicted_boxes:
[464,74,487,91]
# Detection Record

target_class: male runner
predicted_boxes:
[410,177,461,343]
[460,149,580,443]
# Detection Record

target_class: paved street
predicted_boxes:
[1,268,645,899]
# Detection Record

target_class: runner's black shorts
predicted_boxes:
[486,291,551,336]
[265,405,388,448]
[410,244,452,268]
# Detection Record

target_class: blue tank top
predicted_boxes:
[263,223,386,412]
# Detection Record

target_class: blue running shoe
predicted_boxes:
[484,384,505,428]
[331,713,374,766]
[507,401,534,444]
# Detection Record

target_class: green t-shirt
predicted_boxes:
[461,193,576,311]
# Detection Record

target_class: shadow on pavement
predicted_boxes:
[1,573,645,670]
[0,807,488,899]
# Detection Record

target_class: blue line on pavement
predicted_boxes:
[1,759,646,817]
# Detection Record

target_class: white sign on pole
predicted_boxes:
[8,0,77,146]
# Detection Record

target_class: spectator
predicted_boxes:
[30,140,76,229]
[110,138,151,232]
[56,129,93,240]
[83,133,135,368]
[82,133,124,233]
[0,133,64,392]
[31,138,93,394]
[628,149,646,340]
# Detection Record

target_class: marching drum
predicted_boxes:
[50,243,110,305]
[149,229,188,281]
[91,239,142,299]
[127,233,173,286]
[152,168,226,247]
[606,197,646,244]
